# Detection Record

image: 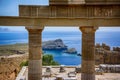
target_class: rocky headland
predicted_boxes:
[42,39,78,54]
[42,39,68,50]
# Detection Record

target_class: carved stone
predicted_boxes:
[19,5,120,18]
[80,26,97,80]
[49,0,85,5]
[49,0,120,5]
[26,27,43,80]
[85,0,120,5]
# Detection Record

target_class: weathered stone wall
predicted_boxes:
[95,43,120,65]
[0,55,27,80]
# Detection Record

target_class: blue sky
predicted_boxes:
[0,0,120,32]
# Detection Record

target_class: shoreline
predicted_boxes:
[0,43,81,65]
[0,42,120,65]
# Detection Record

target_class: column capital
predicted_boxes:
[79,26,98,33]
[25,26,44,33]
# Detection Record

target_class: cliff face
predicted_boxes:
[0,55,27,80]
[42,39,68,50]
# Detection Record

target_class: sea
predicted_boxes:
[0,30,120,66]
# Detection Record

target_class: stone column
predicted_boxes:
[26,27,43,80]
[79,26,97,80]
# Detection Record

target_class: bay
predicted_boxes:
[0,31,120,65]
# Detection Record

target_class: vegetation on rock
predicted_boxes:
[20,60,28,67]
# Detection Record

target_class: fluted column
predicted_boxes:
[26,27,43,80]
[80,26,97,80]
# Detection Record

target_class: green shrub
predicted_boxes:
[42,54,59,66]
[20,60,28,67]
[20,54,59,67]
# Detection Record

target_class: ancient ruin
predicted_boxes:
[0,0,120,80]
[95,43,120,65]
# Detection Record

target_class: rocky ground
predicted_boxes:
[0,54,28,80]
[21,67,120,80]
[0,43,28,56]
[0,44,28,80]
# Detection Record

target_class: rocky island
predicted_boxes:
[42,39,68,50]
[63,48,77,54]
[42,39,78,54]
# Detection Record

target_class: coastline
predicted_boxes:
[1,40,120,66]
[0,43,81,65]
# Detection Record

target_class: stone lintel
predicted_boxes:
[0,17,120,27]
[85,0,120,5]
[49,0,120,5]
[49,0,85,5]
[19,5,120,18]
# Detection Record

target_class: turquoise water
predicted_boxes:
[44,50,81,65]
[0,31,120,65]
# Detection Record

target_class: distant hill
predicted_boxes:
[0,27,10,32]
